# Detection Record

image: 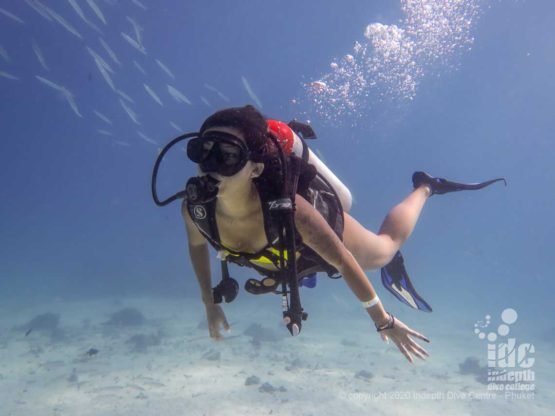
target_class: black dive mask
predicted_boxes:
[187,132,251,177]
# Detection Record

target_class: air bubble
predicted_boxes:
[304,0,481,122]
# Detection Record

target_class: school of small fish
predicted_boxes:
[0,1,264,147]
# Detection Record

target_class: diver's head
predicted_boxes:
[189,126,265,189]
[190,105,281,194]
[199,105,269,159]
[183,105,285,204]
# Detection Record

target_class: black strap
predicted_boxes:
[274,155,307,336]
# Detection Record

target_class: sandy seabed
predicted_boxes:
[0,292,552,416]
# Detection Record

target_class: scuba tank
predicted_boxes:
[267,119,353,213]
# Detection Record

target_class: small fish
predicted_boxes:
[36,75,65,91]
[133,60,146,75]
[36,75,82,117]
[137,131,158,145]
[0,71,19,80]
[167,84,191,105]
[97,129,113,136]
[32,39,49,71]
[155,59,175,79]
[94,110,112,125]
[99,37,121,66]
[67,0,88,22]
[121,32,146,55]
[143,83,163,106]
[0,45,9,63]
[64,90,83,118]
[126,16,143,45]
[24,0,53,22]
[87,48,116,90]
[86,348,99,356]
[25,328,33,336]
[119,98,140,125]
[0,7,25,24]
[200,96,211,107]
[216,91,230,102]
[130,0,147,10]
[87,47,114,74]
[114,140,130,147]
[95,59,116,90]
[43,3,83,39]
[204,83,230,102]
[169,121,182,132]
[116,89,134,103]
[85,0,106,25]
[67,0,101,33]
[241,76,263,109]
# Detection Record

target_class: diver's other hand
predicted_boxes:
[204,303,230,340]
[378,316,430,363]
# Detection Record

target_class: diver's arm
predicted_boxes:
[293,195,389,326]
[182,201,230,339]
[181,202,229,340]
[181,201,213,305]
[295,195,430,362]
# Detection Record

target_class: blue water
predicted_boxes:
[1,0,554,414]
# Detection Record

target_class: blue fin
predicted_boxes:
[380,251,432,312]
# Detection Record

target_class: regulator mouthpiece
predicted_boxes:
[185,175,220,204]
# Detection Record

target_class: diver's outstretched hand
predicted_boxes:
[205,304,230,340]
[379,317,430,363]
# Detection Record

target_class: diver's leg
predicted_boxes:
[343,186,431,270]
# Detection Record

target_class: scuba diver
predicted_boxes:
[151,105,506,363]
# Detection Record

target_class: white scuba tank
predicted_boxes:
[267,119,353,212]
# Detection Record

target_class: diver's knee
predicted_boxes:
[362,236,398,269]
[367,254,393,270]
[374,236,400,267]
